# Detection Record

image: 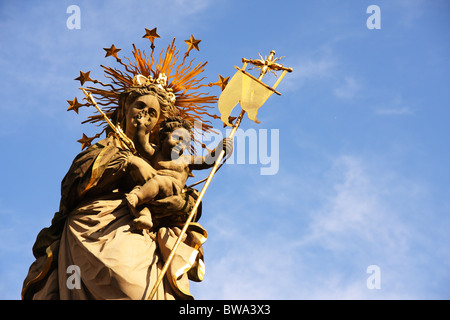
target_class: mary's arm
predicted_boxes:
[60,137,141,211]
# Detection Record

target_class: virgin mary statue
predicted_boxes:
[22,30,223,300]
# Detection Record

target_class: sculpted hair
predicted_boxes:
[158,116,193,142]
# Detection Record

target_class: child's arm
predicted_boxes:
[189,138,233,171]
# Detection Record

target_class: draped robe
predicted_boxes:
[22,135,206,300]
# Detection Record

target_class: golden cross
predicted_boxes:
[242,50,293,81]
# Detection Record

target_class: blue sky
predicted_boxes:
[0,0,449,299]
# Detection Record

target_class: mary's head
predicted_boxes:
[113,83,179,140]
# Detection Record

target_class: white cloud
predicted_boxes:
[294,58,336,80]
[393,0,426,27]
[300,156,412,251]
[283,53,362,101]
[374,95,414,116]
[191,154,448,299]
[282,55,336,91]
[375,107,412,115]
[333,76,361,99]
[172,0,211,15]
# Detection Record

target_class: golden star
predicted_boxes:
[74,71,93,85]
[142,27,160,47]
[77,133,94,150]
[66,97,83,114]
[103,44,121,59]
[184,34,201,56]
[216,74,230,91]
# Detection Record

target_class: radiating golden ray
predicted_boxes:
[74,29,224,150]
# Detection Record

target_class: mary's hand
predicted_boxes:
[135,110,153,129]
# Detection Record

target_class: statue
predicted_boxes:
[22,27,292,300]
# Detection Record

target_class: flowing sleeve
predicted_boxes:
[29,137,131,261]
[59,137,133,213]
[23,137,134,299]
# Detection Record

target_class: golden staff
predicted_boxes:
[149,50,292,300]
[79,87,137,154]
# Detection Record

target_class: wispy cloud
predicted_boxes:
[374,95,414,116]
[281,53,337,91]
[334,76,361,99]
[172,0,212,15]
[294,58,336,80]
[283,50,363,102]
[192,154,448,299]
[300,156,411,251]
[375,107,412,115]
[393,0,426,27]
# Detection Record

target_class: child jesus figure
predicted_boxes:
[126,115,233,230]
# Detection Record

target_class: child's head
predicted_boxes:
[159,116,192,140]
[159,116,193,156]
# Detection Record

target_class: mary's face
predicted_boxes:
[125,94,161,138]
